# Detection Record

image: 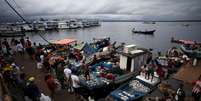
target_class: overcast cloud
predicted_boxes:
[0,0,201,22]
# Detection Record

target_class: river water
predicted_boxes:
[26,22,201,52]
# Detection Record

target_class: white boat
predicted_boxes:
[77,21,84,28]
[69,19,78,29]
[33,21,45,31]
[82,20,90,28]
[21,23,33,32]
[58,21,69,29]
[0,23,25,37]
[0,24,12,31]
[45,21,58,30]
[10,24,22,32]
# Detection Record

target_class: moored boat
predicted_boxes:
[44,21,58,30]
[33,21,45,31]
[58,21,70,29]
[180,45,201,58]
[143,21,156,24]
[132,28,155,34]
[69,19,79,29]
[0,31,25,37]
[182,24,190,27]
[110,76,159,101]
[171,37,201,45]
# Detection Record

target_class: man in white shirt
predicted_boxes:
[71,74,80,88]
[71,74,80,96]
[16,43,23,55]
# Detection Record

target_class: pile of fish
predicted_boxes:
[80,74,110,88]
[129,80,150,93]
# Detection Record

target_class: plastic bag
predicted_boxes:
[37,62,43,69]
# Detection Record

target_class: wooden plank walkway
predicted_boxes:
[14,54,86,101]
[173,60,201,83]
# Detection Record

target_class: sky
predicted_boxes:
[0,0,201,22]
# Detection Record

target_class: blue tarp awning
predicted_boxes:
[82,43,97,56]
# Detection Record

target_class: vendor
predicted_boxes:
[175,84,185,101]
[84,64,90,81]
[144,65,149,80]
[43,57,50,72]
[44,74,58,97]
[140,65,146,76]
[148,66,155,82]
[71,74,81,97]
[24,77,41,101]
[93,54,97,62]
[91,55,97,65]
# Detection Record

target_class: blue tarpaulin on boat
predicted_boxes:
[110,78,152,101]
[110,82,145,101]
[82,43,97,56]
[90,62,113,71]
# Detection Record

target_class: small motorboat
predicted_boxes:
[182,24,190,27]
[143,21,156,24]
[132,28,155,34]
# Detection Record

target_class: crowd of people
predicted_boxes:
[0,37,114,101]
[0,37,54,101]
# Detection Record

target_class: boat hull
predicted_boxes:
[180,45,201,58]
[132,30,155,34]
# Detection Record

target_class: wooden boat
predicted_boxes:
[132,28,155,34]
[171,37,201,45]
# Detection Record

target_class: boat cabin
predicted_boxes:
[120,44,149,72]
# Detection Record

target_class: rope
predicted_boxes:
[4,0,51,44]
